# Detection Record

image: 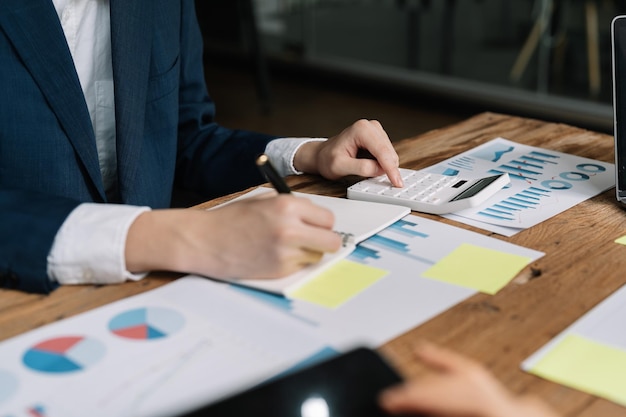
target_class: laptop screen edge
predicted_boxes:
[612,15,626,204]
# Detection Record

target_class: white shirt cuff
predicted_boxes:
[265,137,327,176]
[47,203,151,285]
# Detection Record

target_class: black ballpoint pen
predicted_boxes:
[256,154,292,194]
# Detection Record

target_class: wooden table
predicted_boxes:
[2,112,625,416]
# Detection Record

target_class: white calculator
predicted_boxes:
[347,168,510,214]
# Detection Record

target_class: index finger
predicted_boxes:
[359,121,403,187]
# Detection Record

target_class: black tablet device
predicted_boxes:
[612,15,626,206]
[178,347,403,417]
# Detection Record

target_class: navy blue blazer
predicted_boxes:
[0,0,278,293]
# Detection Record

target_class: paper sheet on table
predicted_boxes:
[523,282,626,407]
[529,334,626,406]
[0,277,337,417]
[422,137,615,236]
[232,214,544,348]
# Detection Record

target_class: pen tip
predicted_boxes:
[256,154,269,166]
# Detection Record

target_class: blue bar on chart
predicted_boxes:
[477,186,553,221]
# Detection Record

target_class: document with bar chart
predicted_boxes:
[221,214,543,348]
[423,137,615,236]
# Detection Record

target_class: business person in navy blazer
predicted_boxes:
[0,0,403,294]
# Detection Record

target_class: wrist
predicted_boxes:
[293,140,323,174]
[125,209,195,274]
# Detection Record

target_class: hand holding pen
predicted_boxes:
[256,154,353,248]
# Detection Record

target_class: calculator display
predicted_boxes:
[450,175,502,201]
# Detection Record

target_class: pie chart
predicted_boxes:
[108,307,185,340]
[22,336,106,374]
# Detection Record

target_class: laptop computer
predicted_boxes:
[612,16,626,205]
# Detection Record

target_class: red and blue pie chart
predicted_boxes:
[22,336,106,374]
[108,307,185,340]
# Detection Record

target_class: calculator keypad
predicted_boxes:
[348,169,459,203]
[347,168,509,214]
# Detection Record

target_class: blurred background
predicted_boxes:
[194,0,626,139]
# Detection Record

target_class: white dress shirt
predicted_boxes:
[47,0,324,285]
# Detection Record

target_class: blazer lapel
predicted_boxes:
[110,0,152,203]
[0,0,105,200]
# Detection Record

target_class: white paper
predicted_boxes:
[522,282,626,371]
[220,214,544,348]
[0,278,330,417]
[423,138,615,235]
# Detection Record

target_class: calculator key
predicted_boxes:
[365,184,391,194]
[381,188,402,197]
[348,182,369,191]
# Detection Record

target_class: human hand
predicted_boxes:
[293,119,404,187]
[378,342,559,417]
[125,193,342,279]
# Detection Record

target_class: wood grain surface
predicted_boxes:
[2,112,624,415]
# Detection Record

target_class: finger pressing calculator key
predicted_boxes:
[347,168,510,214]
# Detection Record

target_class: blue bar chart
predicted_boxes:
[477,186,553,222]
[352,219,436,266]
[424,138,615,233]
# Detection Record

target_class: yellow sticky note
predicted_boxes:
[529,334,626,406]
[615,235,626,245]
[421,243,531,295]
[289,259,387,309]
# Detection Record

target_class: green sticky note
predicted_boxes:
[529,334,626,406]
[289,259,387,309]
[421,243,531,295]
[615,235,626,245]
